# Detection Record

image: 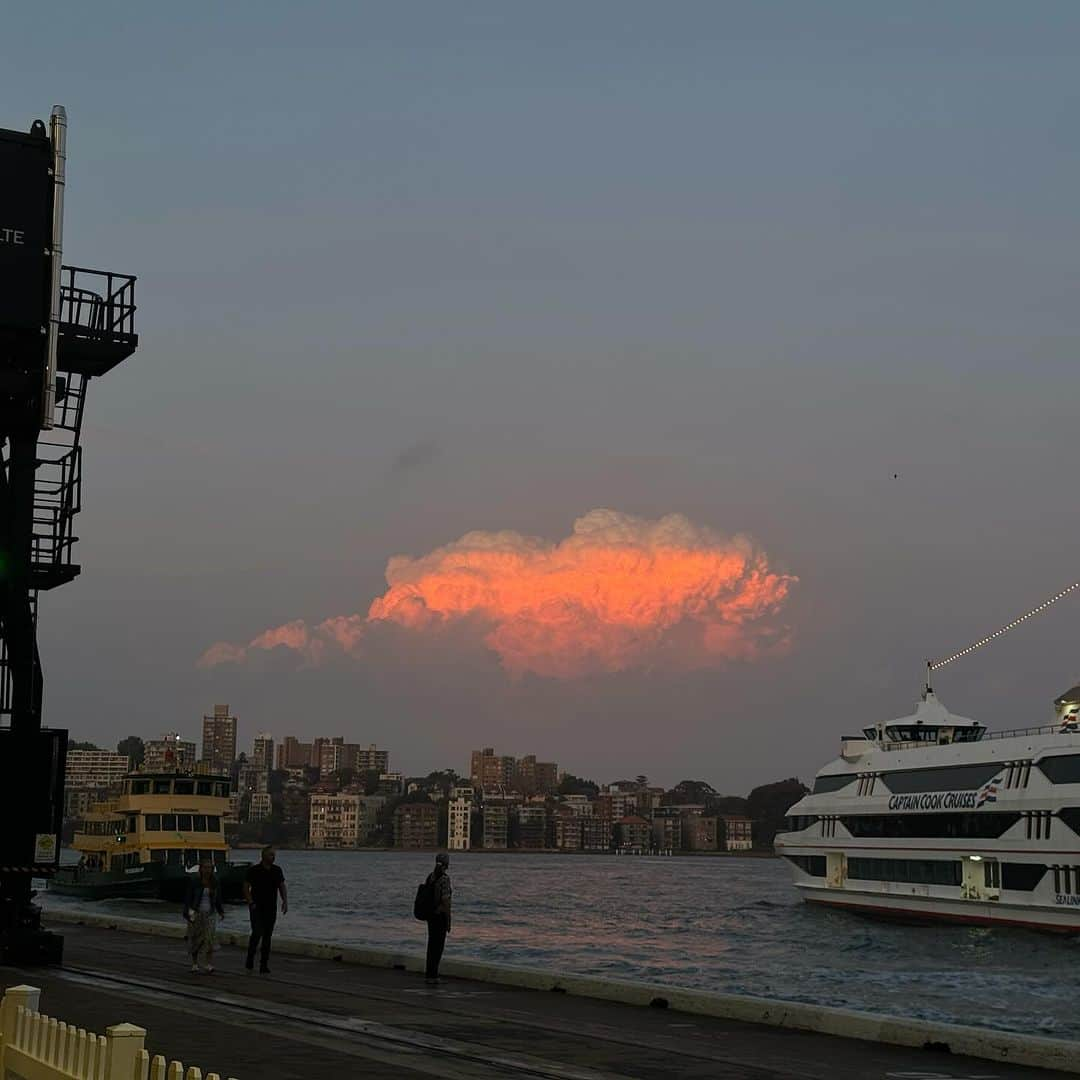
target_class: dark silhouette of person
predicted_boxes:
[244,845,287,973]
[425,852,452,985]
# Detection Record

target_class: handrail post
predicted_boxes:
[0,985,41,1069]
[105,1022,147,1079]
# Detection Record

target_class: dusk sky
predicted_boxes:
[8,3,1080,790]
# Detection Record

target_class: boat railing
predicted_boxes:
[881,723,1078,750]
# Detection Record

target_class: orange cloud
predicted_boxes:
[198,509,796,678]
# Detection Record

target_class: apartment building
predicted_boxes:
[393,801,439,849]
[252,733,275,773]
[354,744,390,774]
[553,808,583,850]
[616,816,651,851]
[652,810,682,852]
[482,800,510,849]
[65,750,130,790]
[144,733,197,772]
[248,792,273,822]
[515,804,548,849]
[309,793,363,848]
[201,705,238,773]
[276,736,312,770]
[448,787,474,850]
[721,815,753,851]
[582,817,612,852]
[683,815,719,851]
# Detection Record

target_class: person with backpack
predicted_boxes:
[415,852,452,985]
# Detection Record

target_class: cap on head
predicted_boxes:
[435,853,450,867]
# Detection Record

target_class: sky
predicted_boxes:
[6,3,1080,791]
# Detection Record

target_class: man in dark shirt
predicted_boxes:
[244,845,287,973]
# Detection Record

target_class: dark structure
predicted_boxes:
[0,107,138,963]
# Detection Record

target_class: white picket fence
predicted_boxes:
[0,985,238,1080]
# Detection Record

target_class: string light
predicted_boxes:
[929,579,1080,673]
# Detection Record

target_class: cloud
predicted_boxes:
[198,509,796,678]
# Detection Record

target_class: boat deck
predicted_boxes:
[1,921,1072,1079]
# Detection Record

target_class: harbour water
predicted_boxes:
[42,850,1080,1039]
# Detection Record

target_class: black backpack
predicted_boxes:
[413,879,436,921]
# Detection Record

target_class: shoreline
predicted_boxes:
[227,843,777,857]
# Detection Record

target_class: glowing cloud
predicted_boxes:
[198,509,796,678]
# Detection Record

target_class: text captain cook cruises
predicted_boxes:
[776,683,1080,930]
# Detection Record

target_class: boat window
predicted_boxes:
[174,781,194,795]
[161,814,177,832]
[841,812,1020,840]
[812,774,853,794]
[127,816,137,833]
[132,780,150,795]
[145,814,161,831]
[783,854,826,876]
[206,816,221,832]
[197,781,213,796]
[153,780,171,795]
[166,849,183,865]
[1058,808,1080,836]
[887,727,942,743]
[1001,863,1047,891]
[1037,754,1080,784]
[149,849,167,863]
[879,763,1002,795]
[213,783,229,798]
[783,815,820,832]
[847,857,961,886]
[176,814,193,832]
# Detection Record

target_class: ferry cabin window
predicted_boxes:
[847,857,962,886]
[1001,863,1047,891]
[1038,755,1080,784]
[192,815,207,832]
[176,814,193,832]
[880,763,1002,795]
[145,814,161,831]
[127,815,137,833]
[197,781,213,796]
[784,816,820,831]
[174,780,194,795]
[166,849,183,865]
[784,855,826,876]
[206,816,221,832]
[153,780,171,794]
[213,782,229,798]
[161,814,177,832]
[132,780,150,795]
[841,812,1020,839]
[150,849,167,863]
[812,774,853,794]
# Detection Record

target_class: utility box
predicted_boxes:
[0,728,67,873]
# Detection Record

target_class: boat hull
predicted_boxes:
[49,862,178,901]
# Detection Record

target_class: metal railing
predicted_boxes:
[58,265,137,337]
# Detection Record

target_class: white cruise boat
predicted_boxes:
[777,684,1080,931]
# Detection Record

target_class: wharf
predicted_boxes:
[3,919,1074,1080]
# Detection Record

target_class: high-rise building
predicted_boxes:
[314,737,345,777]
[354,744,390,774]
[247,792,273,822]
[252,732,275,773]
[309,793,363,848]
[651,810,682,853]
[582,817,612,852]
[515,804,548,849]
[393,801,439,849]
[448,787,474,850]
[616,816,651,851]
[144,733,197,772]
[237,759,268,794]
[201,704,238,773]
[470,747,515,792]
[554,808,583,850]
[65,750,130,789]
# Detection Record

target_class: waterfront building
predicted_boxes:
[63,786,110,820]
[354,744,390,774]
[280,785,310,827]
[482,799,510,849]
[683,815,719,851]
[515,804,549,849]
[582,817,612,852]
[448,786,474,850]
[201,704,238,773]
[247,792,272,822]
[252,733,275,773]
[721,815,753,851]
[652,810,682,852]
[144,733,197,772]
[393,801,439,849]
[65,749,130,790]
[554,808,583,850]
[236,759,268,795]
[560,794,593,816]
[596,792,638,821]
[359,795,385,842]
[616,815,651,852]
[309,793,363,848]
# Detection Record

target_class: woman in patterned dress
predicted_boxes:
[184,857,225,973]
